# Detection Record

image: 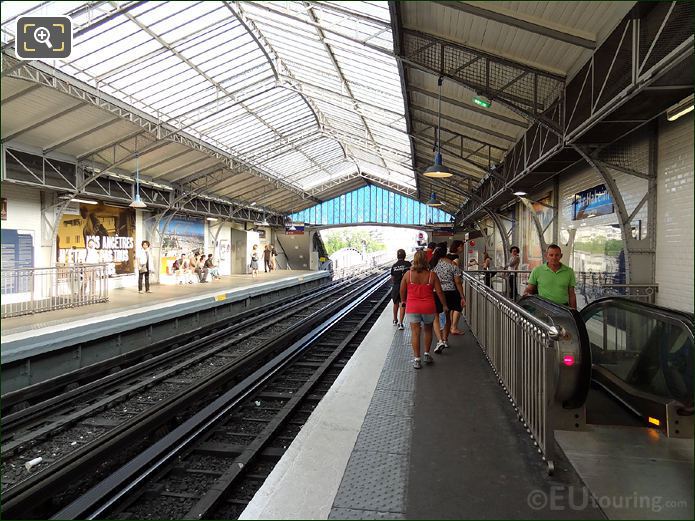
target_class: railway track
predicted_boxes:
[2,276,351,416]
[55,272,390,520]
[1,269,388,519]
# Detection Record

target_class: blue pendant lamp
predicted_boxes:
[424,76,453,178]
[427,192,443,207]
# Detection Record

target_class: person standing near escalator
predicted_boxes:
[524,244,577,309]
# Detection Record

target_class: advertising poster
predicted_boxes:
[1,229,34,294]
[159,215,205,275]
[56,203,135,275]
[573,184,614,220]
[217,238,231,276]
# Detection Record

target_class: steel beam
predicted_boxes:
[433,2,596,50]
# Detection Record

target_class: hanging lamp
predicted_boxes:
[129,153,147,208]
[424,76,453,178]
[426,192,443,207]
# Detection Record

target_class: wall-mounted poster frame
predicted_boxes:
[573,184,614,220]
[56,202,135,275]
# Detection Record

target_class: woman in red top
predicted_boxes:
[400,250,448,369]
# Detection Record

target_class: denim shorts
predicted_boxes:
[406,313,435,324]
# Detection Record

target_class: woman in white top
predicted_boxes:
[136,240,152,293]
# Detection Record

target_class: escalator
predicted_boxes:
[581,297,693,436]
[518,296,693,519]
[519,296,693,436]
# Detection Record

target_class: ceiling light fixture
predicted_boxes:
[424,76,453,178]
[513,191,527,196]
[666,94,694,121]
[71,198,98,205]
[473,95,492,108]
[129,153,147,209]
[427,192,443,207]
[206,217,218,222]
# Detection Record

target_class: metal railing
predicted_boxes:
[462,271,563,472]
[1,264,109,318]
[465,269,658,307]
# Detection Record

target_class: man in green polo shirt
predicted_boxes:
[524,244,577,309]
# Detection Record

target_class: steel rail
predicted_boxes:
[1,275,355,421]
[54,274,390,519]
[0,271,388,518]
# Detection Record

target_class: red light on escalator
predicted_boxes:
[562,355,575,366]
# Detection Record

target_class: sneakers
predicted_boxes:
[434,341,446,354]
[393,319,398,326]
[413,358,422,369]
[423,352,433,364]
[397,323,404,331]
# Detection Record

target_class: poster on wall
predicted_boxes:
[159,215,205,275]
[1,229,34,294]
[573,184,613,220]
[56,203,135,275]
[216,238,231,276]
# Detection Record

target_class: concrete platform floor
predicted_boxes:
[1,270,314,337]
[242,307,602,519]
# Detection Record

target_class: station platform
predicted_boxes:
[1,270,327,366]
[240,306,602,520]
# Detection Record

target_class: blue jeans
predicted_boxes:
[406,313,435,324]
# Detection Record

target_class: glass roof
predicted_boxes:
[1,1,415,195]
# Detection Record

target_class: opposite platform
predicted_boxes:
[1,270,327,365]
[241,308,601,519]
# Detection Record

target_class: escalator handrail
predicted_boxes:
[517,295,593,408]
[580,296,694,338]
[580,295,693,411]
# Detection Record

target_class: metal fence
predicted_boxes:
[466,269,658,307]
[462,271,562,471]
[1,264,109,318]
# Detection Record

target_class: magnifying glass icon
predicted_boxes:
[33,26,52,48]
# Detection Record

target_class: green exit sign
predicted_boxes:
[473,96,492,108]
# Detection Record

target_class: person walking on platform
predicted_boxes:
[425,242,437,263]
[250,244,260,278]
[482,251,493,287]
[524,244,577,309]
[263,244,272,272]
[504,246,521,300]
[390,249,411,330]
[447,241,466,334]
[270,245,278,271]
[430,246,466,350]
[400,250,447,369]
[136,240,152,293]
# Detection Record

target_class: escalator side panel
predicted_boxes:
[580,297,694,436]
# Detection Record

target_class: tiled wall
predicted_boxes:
[655,113,694,312]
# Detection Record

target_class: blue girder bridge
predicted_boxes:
[288,186,452,227]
